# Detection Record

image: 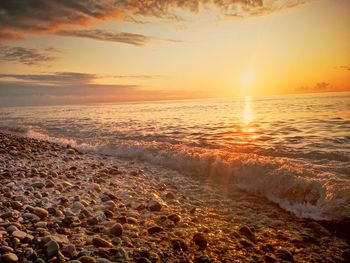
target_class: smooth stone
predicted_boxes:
[147,226,164,235]
[167,214,181,224]
[171,239,188,251]
[110,223,123,236]
[34,259,46,263]
[276,249,294,262]
[1,253,18,263]
[31,182,45,189]
[92,237,113,248]
[12,230,34,241]
[148,200,162,211]
[114,247,128,261]
[79,256,96,263]
[96,258,112,263]
[45,240,60,259]
[0,246,14,253]
[193,233,208,249]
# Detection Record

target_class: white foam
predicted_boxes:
[19,129,350,221]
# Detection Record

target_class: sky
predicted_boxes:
[0,0,349,106]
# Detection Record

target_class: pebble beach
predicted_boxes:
[0,131,349,263]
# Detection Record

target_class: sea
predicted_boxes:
[1,92,349,222]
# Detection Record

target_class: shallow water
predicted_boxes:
[1,92,350,221]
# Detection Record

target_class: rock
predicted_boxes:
[45,240,60,259]
[92,237,113,248]
[12,230,34,241]
[147,226,164,235]
[79,256,97,263]
[194,255,212,263]
[264,255,278,263]
[0,246,14,254]
[1,253,19,263]
[110,223,123,236]
[238,225,256,242]
[239,238,254,248]
[34,258,46,263]
[72,201,85,210]
[111,237,122,246]
[193,233,207,249]
[167,214,181,224]
[97,258,112,263]
[127,217,138,224]
[276,249,294,262]
[33,207,49,219]
[148,200,162,211]
[171,239,188,251]
[45,180,55,188]
[31,182,45,189]
[114,247,128,261]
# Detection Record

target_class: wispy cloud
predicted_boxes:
[0,72,95,83]
[0,0,310,40]
[0,72,163,83]
[56,29,151,46]
[0,46,57,65]
[336,66,350,71]
[295,82,333,92]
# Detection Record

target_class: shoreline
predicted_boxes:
[0,131,349,262]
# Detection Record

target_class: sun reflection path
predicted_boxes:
[243,96,253,124]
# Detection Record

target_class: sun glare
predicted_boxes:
[240,69,256,87]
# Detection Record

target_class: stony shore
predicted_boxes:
[0,132,349,262]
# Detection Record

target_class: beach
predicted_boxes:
[0,131,349,262]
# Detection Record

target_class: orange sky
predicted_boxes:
[0,0,349,106]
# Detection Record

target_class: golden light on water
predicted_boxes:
[243,96,253,124]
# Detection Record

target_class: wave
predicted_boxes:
[3,126,350,221]
[85,140,350,221]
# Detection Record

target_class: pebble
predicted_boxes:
[45,240,60,259]
[79,256,97,263]
[167,214,181,224]
[193,233,208,249]
[1,253,19,263]
[171,239,188,251]
[110,223,123,236]
[147,226,164,235]
[33,207,49,219]
[148,200,162,211]
[276,248,294,262]
[92,237,113,248]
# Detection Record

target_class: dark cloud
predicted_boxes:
[0,72,95,83]
[0,46,57,65]
[0,0,309,40]
[338,66,350,71]
[295,82,332,92]
[0,72,162,83]
[57,29,151,46]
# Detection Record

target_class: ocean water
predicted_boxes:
[1,92,349,221]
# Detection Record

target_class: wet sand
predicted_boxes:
[0,132,349,262]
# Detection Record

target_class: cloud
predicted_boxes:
[337,66,350,71]
[295,82,332,92]
[56,29,151,46]
[0,46,57,65]
[0,0,310,40]
[0,71,198,106]
[0,72,95,83]
[0,72,163,83]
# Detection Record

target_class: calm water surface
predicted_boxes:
[1,92,349,221]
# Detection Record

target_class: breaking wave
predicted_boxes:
[10,126,349,222]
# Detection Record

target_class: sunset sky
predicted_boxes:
[0,0,349,106]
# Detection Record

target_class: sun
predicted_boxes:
[240,69,256,87]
